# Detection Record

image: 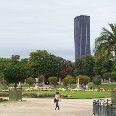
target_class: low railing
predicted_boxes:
[93,99,116,116]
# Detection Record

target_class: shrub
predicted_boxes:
[48,77,57,86]
[76,75,90,85]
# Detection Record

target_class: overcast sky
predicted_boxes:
[0,0,116,61]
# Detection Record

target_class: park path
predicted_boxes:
[0,98,93,116]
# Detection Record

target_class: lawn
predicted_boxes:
[0,90,112,99]
[99,84,116,89]
[24,90,111,99]
[88,83,116,90]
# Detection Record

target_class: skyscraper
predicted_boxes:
[74,15,91,60]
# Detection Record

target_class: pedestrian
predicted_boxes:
[54,91,60,110]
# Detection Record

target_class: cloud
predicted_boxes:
[0,0,116,61]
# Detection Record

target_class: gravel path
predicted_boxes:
[0,98,93,116]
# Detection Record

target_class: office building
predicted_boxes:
[74,15,91,60]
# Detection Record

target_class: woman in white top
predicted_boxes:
[54,92,60,110]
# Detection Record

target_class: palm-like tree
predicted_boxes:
[94,23,116,61]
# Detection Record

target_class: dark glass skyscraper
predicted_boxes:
[74,15,91,60]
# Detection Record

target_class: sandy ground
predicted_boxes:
[0,98,94,116]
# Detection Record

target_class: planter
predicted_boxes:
[9,88,22,101]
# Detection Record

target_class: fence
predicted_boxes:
[93,90,116,116]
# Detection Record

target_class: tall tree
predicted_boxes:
[74,55,95,79]
[94,24,116,74]
[60,60,73,79]
[94,23,116,61]
[28,50,66,83]
[4,64,27,89]
[11,55,20,64]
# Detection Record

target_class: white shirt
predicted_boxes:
[55,94,60,100]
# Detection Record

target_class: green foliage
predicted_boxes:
[103,72,111,80]
[60,60,73,79]
[62,78,69,87]
[38,75,44,84]
[94,23,116,73]
[99,84,116,89]
[26,77,35,87]
[23,91,111,99]
[62,75,75,88]
[4,64,27,88]
[48,76,57,85]
[95,58,113,75]
[94,75,101,79]
[76,75,90,85]
[93,79,101,86]
[0,57,11,72]
[11,55,20,64]
[65,75,75,85]
[0,72,5,83]
[74,55,95,78]
[93,75,101,87]
[110,72,116,82]
[28,50,65,79]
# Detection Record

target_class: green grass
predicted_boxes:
[66,91,111,99]
[99,84,116,89]
[0,90,112,99]
[24,90,111,99]
[88,83,116,89]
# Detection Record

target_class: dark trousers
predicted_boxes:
[55,100,59,110]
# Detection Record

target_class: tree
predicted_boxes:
[48,76,57,87]
[93,75,102,87]
[76,75,90,86]
[26,77,35,87]
[94,57,112,76]
[0,72,5,84]
[4,64,27,89]
[94,23,116,71]
[62,78,69,88]
[60,60,73,79]
[11,55,20,64]
[0,72,7,89]
[38,75,44,84]
[103,72,111,81]
[110,72,116,82]
[65,75,75,88]
[0,57,11,72]
[28,50,68,84]
[74,55,95,80]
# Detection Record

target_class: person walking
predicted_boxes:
[54,92,60,110]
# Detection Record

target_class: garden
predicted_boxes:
[0,83,116,101]
[0,24,116,101]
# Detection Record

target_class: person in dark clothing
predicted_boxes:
[54,92,60,110]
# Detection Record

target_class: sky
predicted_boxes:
[0,0,116,61]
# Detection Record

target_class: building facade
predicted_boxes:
[74,15,91,60]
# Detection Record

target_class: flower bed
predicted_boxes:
[0,97,8,102]
[22,92,55,98]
